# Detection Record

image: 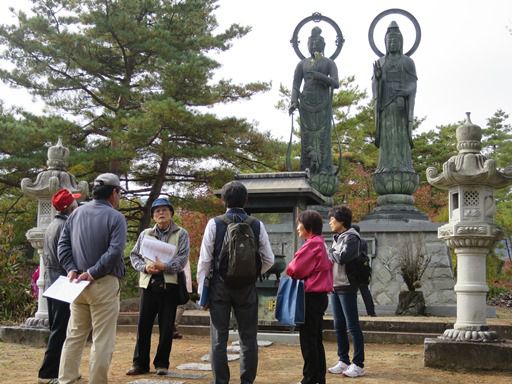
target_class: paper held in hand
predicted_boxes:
[141,236,177,263]
[43,275,90,303]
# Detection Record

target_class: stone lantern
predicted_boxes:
[20,139,88,327]
[424,113,512,370]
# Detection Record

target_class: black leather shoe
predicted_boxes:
[173,331,183,339]
[156,367,168,375]
[126,366,149,376]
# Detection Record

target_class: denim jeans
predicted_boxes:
[330,291,365,368]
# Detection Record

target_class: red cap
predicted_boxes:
[51,188,81,212]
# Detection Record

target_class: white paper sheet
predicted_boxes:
[42,275,90,303]
[140,236,177,263]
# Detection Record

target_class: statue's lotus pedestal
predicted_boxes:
[365,171,428,221]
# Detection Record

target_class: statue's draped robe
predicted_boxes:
[291,56,338,174]
[373,54,417,173]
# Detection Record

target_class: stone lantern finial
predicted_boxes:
[47,137,69,170]
[456,112,482,154]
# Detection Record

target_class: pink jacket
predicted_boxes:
[286,235,333,293]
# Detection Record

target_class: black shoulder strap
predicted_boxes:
[244,216,260,247]
[213,214,228,262]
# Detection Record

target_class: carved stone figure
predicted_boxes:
[289,26,339,195]
[373,21,417,176]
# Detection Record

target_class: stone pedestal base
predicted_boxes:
[0,325,49,348]
[439,328,500,342]
[424,337,512,371]
[24,316,49,328]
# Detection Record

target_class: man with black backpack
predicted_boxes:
[197,181,274,384]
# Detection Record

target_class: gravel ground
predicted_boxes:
[1,330,512,384]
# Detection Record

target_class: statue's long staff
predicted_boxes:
[286,13,344,172]
[331,90,343,176]
[368,9,421,145]
[286,114,294,171]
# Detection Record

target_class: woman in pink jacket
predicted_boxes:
[286,210,333,384]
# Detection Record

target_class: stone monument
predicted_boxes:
[20,139,88,328]
[424,113,512,370]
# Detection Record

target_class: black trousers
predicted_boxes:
[132,284,178,370]
[209,279,258,384]
[299,292,328,384]
[359,284,376,316]
[38,297,70,379]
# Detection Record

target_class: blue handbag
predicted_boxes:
[199,277,210,307]
[275,277,305,326]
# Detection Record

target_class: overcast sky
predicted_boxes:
[1,0,512,140]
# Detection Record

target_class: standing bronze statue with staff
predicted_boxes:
[288,13,344,197]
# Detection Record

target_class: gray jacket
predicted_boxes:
[58,199,127,279]
[329,227,360,291]
[42,214,68,289]
[130,222,190,288]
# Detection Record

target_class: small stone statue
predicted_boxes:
[289,26,339,195]
[372,21,417,174]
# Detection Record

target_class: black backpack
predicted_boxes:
[346,237,372,286]
[214,214,261,288]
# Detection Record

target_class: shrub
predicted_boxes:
[397,235,432,291]
[121,239,139,300]
[0,224,36,323]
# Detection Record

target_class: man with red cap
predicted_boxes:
[38,188,80,384]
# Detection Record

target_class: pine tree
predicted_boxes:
[0,0,277,232]
[482,109,512,167]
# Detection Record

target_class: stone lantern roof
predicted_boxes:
[21,138,88,199]
[426,112,512,189]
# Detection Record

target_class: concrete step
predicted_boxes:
[118,310,512,340]
[3,311,510,347]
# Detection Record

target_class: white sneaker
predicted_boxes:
[328,360,349,374]
[343,363,366,377]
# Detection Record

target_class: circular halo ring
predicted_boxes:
[368,8,421,57]
[290,12,345,60]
